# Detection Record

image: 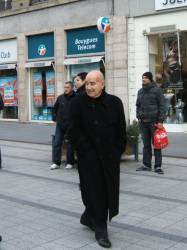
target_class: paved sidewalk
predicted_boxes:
[0,140,187,250]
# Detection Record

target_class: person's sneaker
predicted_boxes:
[50,164,60,170]
[154,168,164,174]
[136,165,152,171]
[65,164,73,169]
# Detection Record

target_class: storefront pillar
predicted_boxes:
[17,33,28,122]
[55,27,64,95]
[105,16,129,121]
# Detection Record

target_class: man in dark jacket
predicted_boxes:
[50,81,75,170]
[0,93,4,169]
[69,70,126,248]
[136,72,166,174]
[74,72,87,95]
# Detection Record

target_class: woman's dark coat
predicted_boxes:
[69,91,126,220]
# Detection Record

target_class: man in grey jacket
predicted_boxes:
[136,72,166,174]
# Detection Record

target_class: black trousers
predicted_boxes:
[140,121,162,169]
[52,124,74,166]
[78,156,108,237]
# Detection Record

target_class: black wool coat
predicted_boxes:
[69,91,127,220]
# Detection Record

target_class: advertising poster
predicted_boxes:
[46,70,55,107]
[0,76,17,106]
[33,72,42,107]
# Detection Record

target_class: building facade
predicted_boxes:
[128,0,187,132]
[0,0,129,124]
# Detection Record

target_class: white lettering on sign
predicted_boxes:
[74,38,98,51]
[0,39,17,63]
[0,51,11,59]
[155,0,187,10]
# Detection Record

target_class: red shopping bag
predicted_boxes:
[153,127,169,149]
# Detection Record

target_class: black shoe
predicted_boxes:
[155,168,164,174]
[80,215,94,231]
[96,236,112,248]
[0,235,2,241]
[136,165,151,171]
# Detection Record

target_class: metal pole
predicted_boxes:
[177,30,181,66]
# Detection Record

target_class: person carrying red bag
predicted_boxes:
[136,72,166,174]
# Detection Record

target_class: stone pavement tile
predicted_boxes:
[112,230,145,244]
[34,242,74,250]
[5,238,38,249]
[54,232,95,248]
[137,217,179,231]
[168,242,187,250]
[0,241,32,250]
[125,244,156,250]
[114,214,145,226]
[134,235,176,250]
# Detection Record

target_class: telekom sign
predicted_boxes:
[155,0,187,10]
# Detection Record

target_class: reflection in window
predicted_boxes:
[149,32,187,124]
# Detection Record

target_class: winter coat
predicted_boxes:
[0,94,4,110]
[136,82,166,123]
[52,92,76,130]
[76,84,85,96]
[69,91,127,220]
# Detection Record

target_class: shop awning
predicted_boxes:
[25,60,54,68]
[0,63,17,70]
[64,56,103,65]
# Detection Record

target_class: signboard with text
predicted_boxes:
[67,26,105,55]
[155,0,187,10]
[0,39,17,64]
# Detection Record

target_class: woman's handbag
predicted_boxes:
[153,126,169,149]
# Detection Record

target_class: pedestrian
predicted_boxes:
[69,70,127,248]
[50,81,75,170]
[0,93,4,169]
[74,72,87,95]
[136,72,166,174]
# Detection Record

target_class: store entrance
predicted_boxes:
[149,32,187,124]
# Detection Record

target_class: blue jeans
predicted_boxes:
[52,124,74,166]
[140,121,162,169]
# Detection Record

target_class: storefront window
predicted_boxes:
[70,62,100,81]
[149,32,187,124]
[0,69,18,119]
[31,67,55,121]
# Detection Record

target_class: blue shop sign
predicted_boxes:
[67,26,105,55]
[28,33,54,59]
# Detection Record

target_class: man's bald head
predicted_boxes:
[85,70,105,98]
[86,70,105,83]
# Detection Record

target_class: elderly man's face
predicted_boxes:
[85,72,104,98]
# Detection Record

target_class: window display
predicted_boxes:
[0,69,18,119]
[149,32,187,124]
[31,67,55,121]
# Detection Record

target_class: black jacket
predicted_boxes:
[69,91,127,220]
[52,92,76,129]
[136,82,166,123]
[76,84,85,96]
[0,94,4,110]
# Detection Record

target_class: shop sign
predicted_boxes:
[155,0,187,10]
[28,33,54,59]
[67,26,105,55]
[0,39,17,64]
